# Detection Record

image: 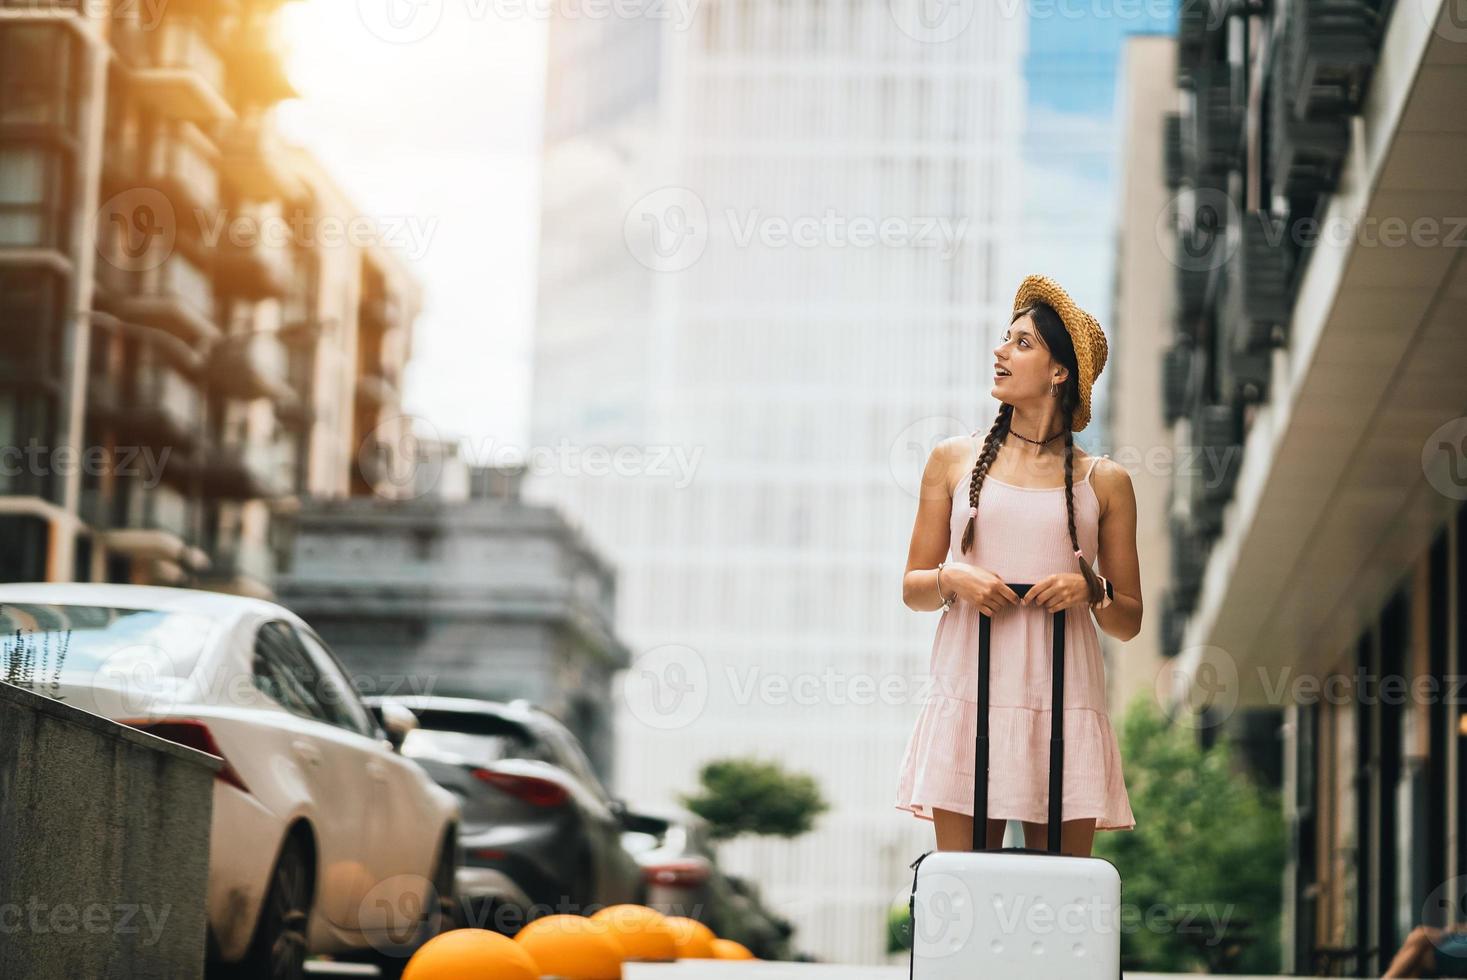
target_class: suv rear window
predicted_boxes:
[400,710,551,766]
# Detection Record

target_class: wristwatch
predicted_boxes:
[1093,575,1114,610]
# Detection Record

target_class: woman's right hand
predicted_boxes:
[940,563,1020,618]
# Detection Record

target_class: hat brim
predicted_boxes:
[1011,274,1106,433]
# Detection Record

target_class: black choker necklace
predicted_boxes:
[1008,427,1063,446]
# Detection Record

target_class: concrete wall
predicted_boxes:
[0,681,218,980]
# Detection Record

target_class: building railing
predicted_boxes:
[146,20,226,96]
[1158,0,1401,643]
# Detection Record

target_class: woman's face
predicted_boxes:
[992,312,1064,401]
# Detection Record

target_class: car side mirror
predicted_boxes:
[376,701,418,752]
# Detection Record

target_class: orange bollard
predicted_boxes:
[711,937,757,960]
[402,928,540,980]
[514,914,625,980]
[662,916,718,959]
[589,904,678,961]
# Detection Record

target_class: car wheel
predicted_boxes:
[239,834,311,980]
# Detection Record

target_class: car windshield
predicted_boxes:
[0,602,214,687]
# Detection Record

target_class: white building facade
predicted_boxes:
[528,2,1029,961]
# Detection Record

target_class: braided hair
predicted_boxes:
[958,301,1105,605]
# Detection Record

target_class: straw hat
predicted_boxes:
[1012,274,1109,433]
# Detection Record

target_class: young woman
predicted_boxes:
[894,274,1139,857]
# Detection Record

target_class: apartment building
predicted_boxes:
[277,460,631,784]
[0,0,421,596]
[1150,0,1467,972]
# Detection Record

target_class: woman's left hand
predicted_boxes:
[1023,572,1092,612]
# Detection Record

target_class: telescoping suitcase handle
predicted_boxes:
[972,582,1066,854]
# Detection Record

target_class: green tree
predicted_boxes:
[680,757,829,842]
[1095,692,1286,974]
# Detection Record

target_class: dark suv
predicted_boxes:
[367,696,645,933]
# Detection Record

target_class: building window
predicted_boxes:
[0,145,70,250]
[0,515,49,582]
[0,24,82,133]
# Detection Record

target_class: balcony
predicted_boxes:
[1176,0,1219,87]
[102,479,196,562]
[1161,340,1195,426]
[1186,402,1242,542]
[145,125,221,220]
[355,370,399,407]
[214,232,293,300]
[277,345,315,429]
[0,23,84,154]
[106,13,153,71]
[1268,67,1349,200]
[1163,112,1185,190]
[1223,211,1293,349]
[1169,516,1207,612]
[117,252,221,345]
[359,292,404,331]
[116,352,203,449]
[203,538,276,593]
[218,118,304,203]
[222,14,298,108]
[1285,0,1383,118]
[1193,65,1241,176]
[197,440,292,500]
[130,20,235,124]
[206,332,290,402]
[1160,589,1187,658]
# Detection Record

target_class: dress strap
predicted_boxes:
[1081,453,1107,485]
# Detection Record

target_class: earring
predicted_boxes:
[1049,383,1058,396]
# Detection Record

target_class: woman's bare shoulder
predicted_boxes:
[934,434,979,495]
[1087,452,1135,516]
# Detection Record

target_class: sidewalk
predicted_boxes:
[625,964,1368,979]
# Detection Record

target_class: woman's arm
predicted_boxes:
[902,438,962,611]
[1093,457,1143,642]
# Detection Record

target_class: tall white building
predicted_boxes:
[527,2,1029,962]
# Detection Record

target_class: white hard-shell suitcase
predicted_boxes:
[907,581,1124,978]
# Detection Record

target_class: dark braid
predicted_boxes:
[1063,428,1105,604]
[959,402,1012,554]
